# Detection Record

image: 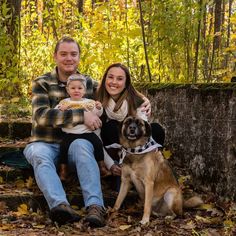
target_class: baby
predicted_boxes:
[56,74,108,180]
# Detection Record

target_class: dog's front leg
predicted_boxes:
[140,180,154,225]
[113,176,131,211]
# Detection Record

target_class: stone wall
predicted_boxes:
[140,84,236,200]
[1,84,235,200]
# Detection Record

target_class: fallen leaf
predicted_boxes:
[195,215,222,224]
[180,220,196,230]
[162,149,172,159]
[119,224,132,230]
[32,224,46,229]
[223,219,235,228]
[15,179,25,188]
[0,223,15,230]
[178,175,190,185]
[26,176,34,189]
[198,203,215,210]
[15,203,29,216]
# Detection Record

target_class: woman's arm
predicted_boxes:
[104,148,121,176]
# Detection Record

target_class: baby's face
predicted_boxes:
[66,80,86,100]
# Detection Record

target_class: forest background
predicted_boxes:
[0,0,236,117]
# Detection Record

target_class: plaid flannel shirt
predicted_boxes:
[29,68,98,143]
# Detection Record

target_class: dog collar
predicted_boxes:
[105,137,162,164]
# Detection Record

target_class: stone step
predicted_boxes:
[0,190,118,212]
[0,140,136,213]
[0,174,136,212]
[0,139,30,182]
[0,121,31,139]
[0,136,139,214]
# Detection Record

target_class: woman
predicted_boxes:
[96,63,165,177]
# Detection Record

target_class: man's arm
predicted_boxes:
[32,76,102,130]
[32,78,84,128]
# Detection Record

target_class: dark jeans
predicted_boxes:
[59,132,104,165]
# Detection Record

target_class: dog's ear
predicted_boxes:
[144,121,152,137]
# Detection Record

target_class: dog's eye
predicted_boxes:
[124,117,133,125]
[135,119,143,126]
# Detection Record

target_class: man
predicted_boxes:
[23,36,105,227]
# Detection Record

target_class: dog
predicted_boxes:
[112,116,203,225]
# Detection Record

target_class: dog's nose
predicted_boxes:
[128,123,137,134]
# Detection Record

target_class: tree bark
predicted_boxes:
[193,0,203,83]
[138,0,152,82]
[213,0,222,51]
[77,0,84,13]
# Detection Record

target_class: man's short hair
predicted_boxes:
[54,36,81,54]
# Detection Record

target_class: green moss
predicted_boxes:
[134,82,236,90]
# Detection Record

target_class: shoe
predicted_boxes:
[50,203,81,225]
[84,204,105,227]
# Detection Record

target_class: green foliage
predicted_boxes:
[0,0,20,96]
[0,0,235,117]
[0,96,31,118]
[18,0,236,84]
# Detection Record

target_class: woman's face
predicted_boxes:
[105,67,126,100]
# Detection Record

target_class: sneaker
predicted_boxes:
[50,203,81,225]
[84,204,105,227]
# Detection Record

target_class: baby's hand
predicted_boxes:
[58,104,70,111]
[95,101,102,110]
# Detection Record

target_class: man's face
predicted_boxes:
[54,42,80,78]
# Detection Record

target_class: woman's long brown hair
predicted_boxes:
[96,63,144,116]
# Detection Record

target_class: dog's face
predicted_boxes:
[120,116,151,148]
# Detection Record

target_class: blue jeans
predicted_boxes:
[23,139,104,210]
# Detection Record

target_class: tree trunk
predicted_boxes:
[77,0,84,13]
[202,3,208,81]
[193,0,203,83]
[213,0,222,51]
[5,0,21,52]
[225,0,233,67]
[138,0,152,82]
[37,0,44,33]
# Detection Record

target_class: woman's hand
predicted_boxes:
[110,163,121,176]
[141,96,151,117]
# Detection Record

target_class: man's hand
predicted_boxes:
[141,96,151,117]
[84,111,102,130]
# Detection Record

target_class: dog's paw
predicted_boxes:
[109,208,117,214]
[140,218,150,225]
[164,214,176,221]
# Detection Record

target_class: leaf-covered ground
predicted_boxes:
[0,170,235,236]
[0,136,235,235]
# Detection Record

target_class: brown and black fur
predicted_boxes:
[113,116,203,224]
